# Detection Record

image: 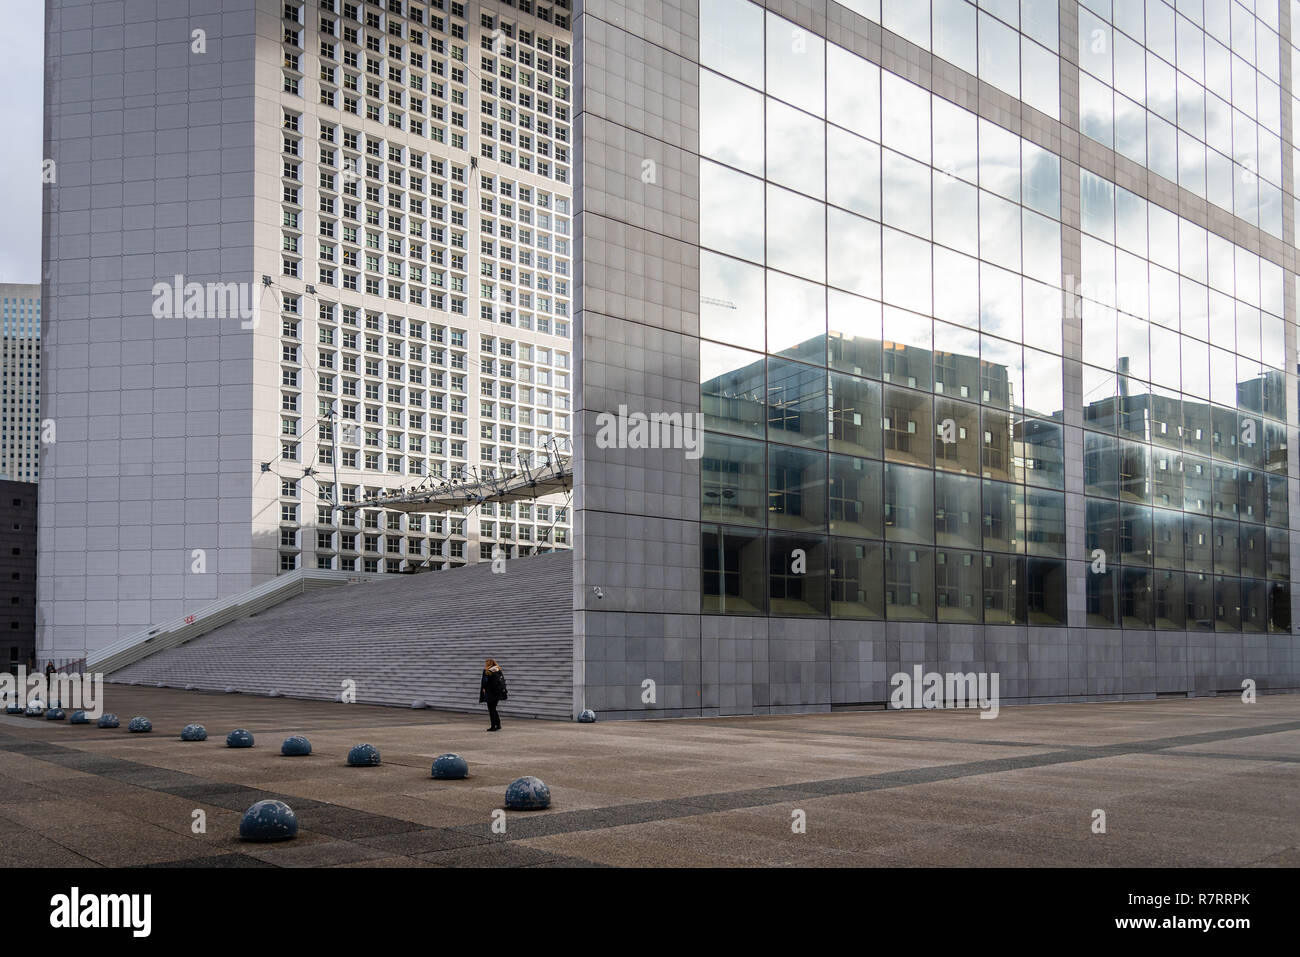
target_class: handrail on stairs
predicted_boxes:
[86,568,384,674]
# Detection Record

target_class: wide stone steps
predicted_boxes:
[109,552,576,719]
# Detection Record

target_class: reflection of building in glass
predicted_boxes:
[570,0,1298,718]
[1080,359,1289,631]
[700,330,1067,625]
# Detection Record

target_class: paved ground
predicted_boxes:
[1,689,1297,867]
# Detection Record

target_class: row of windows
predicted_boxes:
[703,525,1068,623]
[704,523,1291,632]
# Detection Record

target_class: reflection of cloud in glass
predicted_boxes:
[826,41,879,139]
[978,191,1020,272]
[699,0,764,88]
[883,150,931,239]
[699,70,764,177]
[700,250,765,350]
[766,184,825,281]
[881,72,930,162]
[827,127,880,219]
[767,98,825,199]
[882,229,930,315]
[827,207,881,301]
[765,10,825,116]
[1023,348,1062,418]
[933,247,979,329]
[767,270,826,362]
[978,118,1020,202]
[979,262,1020,340]
[1021,142,1060,217]
[701,161,764,265]
[933,99,978,183]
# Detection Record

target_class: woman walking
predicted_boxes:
[479,658,508,731]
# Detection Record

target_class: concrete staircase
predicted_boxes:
[107,552,575,719]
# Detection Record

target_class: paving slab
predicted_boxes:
[0,688,1295,867]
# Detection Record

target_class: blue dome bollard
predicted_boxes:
[347,743,381,766]
[238,800,298,842]
[97,714,120,728]
[24,704,43,716]
[432,753,469,779]
[5,704,20,714]
[46,708,66,721]
[281,735,312,756]
[128,717,153,733]
[69,710,89,724]
[578,709,597,723]
[504,776,552,810]
[226,729,255,748]
[180,724,207,742]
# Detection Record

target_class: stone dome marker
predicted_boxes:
[97,714,120,729]
[46,708,66,721]
[239,800,298,842]
[128,716,153,733]
[578,709,597,723]
[432,753,469,779]
[504,776,552,810]
[347,743,381,766]
[181,724,208,742]
[226,729,255,748]
[281,735,312,757]
[69,710,89,724]
[224,687,237,694]
[411,699,427,709]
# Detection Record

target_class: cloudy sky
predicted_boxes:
[0,1,44,285]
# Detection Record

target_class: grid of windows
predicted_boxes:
[1078,170,1291,631]
[825,0,1061,118]
[0,289,42,484]
[276,1,571,573]
[1077,0,1284,236]
[698,1,1067,623]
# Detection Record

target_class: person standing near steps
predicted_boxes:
[479,658,508,731]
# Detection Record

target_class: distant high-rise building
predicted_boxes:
[41,0,573,658]
[0,283,41,484]
[0,479,37,675]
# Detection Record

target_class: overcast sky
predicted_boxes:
[0,0,44,285]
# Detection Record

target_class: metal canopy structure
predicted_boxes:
[341,440,572,514]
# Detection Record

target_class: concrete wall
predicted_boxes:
[39,0,268,660]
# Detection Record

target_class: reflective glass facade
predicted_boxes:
[1079,169,1290,630]
[570,0,1300,718]
[1077,0,1284,236]
[694,0,1292,633]
[699,0,1069,624]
